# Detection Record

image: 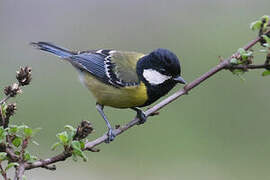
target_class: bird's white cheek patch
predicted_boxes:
[143,69,171,85]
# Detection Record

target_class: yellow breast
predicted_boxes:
[82,72,148,108]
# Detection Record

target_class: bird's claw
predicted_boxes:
[105,128,116,143]
[136,110,147,125]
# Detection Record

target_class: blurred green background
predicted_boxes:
[1,0,270,179]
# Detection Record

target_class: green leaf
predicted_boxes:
[57,131,69,145]
[5,162,19,171]
[262,70,270,76]
[242,51,253,57]
[65,125,76,141]
[71,141,88,162]
[80,152,88,162]
[22,175,27,180]
[262,35,270,42]
[230,58,239,64]
[237,48,252,61]
[0,152,7,161]
[8,125,18,134]
[18,125,28,130]
[238,48,246,55]
[14,151,20,156]
[79,140,85,149]
[51,142,61,150]
[24,127,33,137]
[23,151,38,163]
[261,15,269,21]
[0,127,6,142]
[261,15,270,27]
[30,155,38,161]
[250,15,269,31]
[15,126,41,138]
[72,152,78,162]
[262,35,270,48]
[12,136,22,148]
[31,140,39,146]
[24,151,31,161]
[250,20,262,31]
[64,125,76,132]
[1,103,7,117]
[71,141,81,151]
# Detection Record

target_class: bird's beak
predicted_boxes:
[173,76,186,84]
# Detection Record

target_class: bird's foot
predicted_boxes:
[136,109,147,125]
[105,128,116,143]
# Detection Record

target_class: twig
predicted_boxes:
[14,163,25,180]
[6,146,19,162]
[0,106,5,127]
[0,95,11,105]
[19,138,28,161]
[41,164,56,171]
[23,28,270,170]
[25,152,71,170]
[13,139,29,180]
[0,163,7,180]
[225,63,270,70]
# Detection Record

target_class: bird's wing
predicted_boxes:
[69,50,145,88]
[107,50,145,86]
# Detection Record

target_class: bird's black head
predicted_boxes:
[137,48,186,107]
[137,48,186,86]
[149,48,183,79]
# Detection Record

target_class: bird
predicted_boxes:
[30,42,186,143]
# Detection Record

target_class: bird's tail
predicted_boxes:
[30,42,75,58]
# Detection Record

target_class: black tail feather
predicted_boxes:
[30,42,74,58]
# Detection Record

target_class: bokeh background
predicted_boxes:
[1,0,270,179]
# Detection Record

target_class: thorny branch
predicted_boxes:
[0,19,269,179]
